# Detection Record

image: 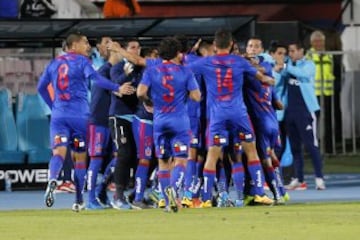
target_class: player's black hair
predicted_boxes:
[268,41,287,54]
[65,31,86,49]
[158,37,182,60]
[214,28,233,49]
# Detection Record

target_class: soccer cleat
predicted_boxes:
[274,197,286,205]
[148,189,163,204]
[216,191,232,208]
[199,200,212,208]
[164,186,178,213]
[131,201,151,210]
[55,181,76,193]
[253,195,274,205]
[86,201,104,210]
[158,199,166,208]
[192,198,202,208]
[234,199,244,207]
[283,192,290,202]
[72,202,85,212]
[44,180,57,207]
[111,199,132,210]
[315,177,326,190]
[243,195,255,206]
[285,178,308,190]
[181,197,193,208]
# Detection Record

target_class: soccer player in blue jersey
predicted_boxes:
[37,32,123,211]
[181,39,215,208]
[243,37,285,204]
[282,42,325,190]
[137,37,201,212]
[188,29,274,207]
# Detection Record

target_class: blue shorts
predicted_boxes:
[189,117,201,148]
[153,118,190,159]
[208,108,254,147]
[254,118,279,160]
[132,116,154,160]
[88,124,113,157]
[50,117,88,152]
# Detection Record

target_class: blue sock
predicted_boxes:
[232,162,244,200]
[170,164,185,193]
[217,165,227,193]
[274,167,286,196]
[102,157,116,184]
[266,166,281,200]
[87,157,102,203]
[202,168,215,201]
[248,160,265,196]
[74,161,86,204]
[49,155,64,180]
[192,161,203,198]
[158,170,170,205]
[184,159,196,191]
[134,161,150,202]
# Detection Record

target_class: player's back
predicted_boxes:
[193,54,257,112]
[148,61,193,125]
[244,60,277,121]
[48,53,91,118]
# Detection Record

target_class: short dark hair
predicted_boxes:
[214,29,233,49]
[65,31,85,49]
[173,34,190,53]
[247,36,263,47]
[289,41,306,54]
[123,38,139,48]
[268,41,287,54]
[158,37,182,60]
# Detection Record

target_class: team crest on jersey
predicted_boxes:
[145,147,152,157]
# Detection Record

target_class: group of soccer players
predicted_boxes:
[38,27,318,212]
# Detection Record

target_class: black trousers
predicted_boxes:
[109,117,137,198]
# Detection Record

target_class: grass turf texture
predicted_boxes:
[1,202,359,240]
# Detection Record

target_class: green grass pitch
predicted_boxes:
[1,202,359,240]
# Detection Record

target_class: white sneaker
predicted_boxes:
[72,202,85,212]
[315,178,326,190]
[285,178,307,190]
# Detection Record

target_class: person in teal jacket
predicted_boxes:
[281,42,326,191]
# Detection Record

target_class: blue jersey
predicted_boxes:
[184,53,202,118]
[140,61,199,121]
[189,54,257,115]
[37,52,119,119]
[89,62,112,126]
[108,61,141,117]
[244,60,278,121]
